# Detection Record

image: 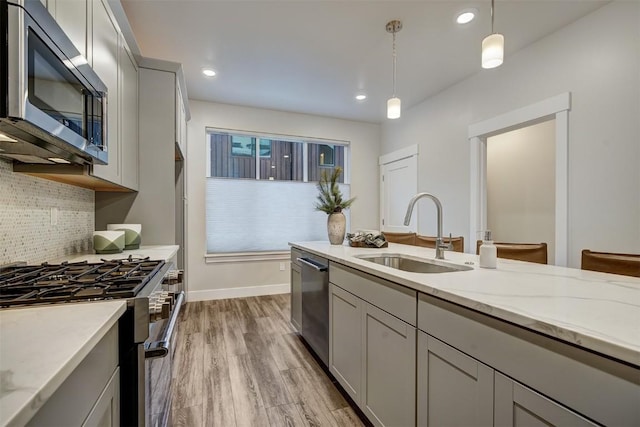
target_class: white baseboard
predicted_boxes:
[187,283,290,302]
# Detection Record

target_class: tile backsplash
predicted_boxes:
[0,159,94,264]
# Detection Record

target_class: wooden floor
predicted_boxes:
[171,294,367,427]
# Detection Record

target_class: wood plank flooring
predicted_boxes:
[171,294,367,427]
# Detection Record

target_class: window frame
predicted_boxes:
[205,128,350,184]
[204,128,351,259]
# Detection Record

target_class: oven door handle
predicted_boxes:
[145,291,185,359]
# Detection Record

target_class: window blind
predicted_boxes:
[206,178,351,252]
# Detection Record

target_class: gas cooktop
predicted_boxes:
[0,256,165,307]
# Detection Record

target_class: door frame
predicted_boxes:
[468,92,571,265]
[379,145,419,231]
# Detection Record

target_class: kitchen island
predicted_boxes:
[290,241,640,427]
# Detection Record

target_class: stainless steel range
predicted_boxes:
[0,256,184,427]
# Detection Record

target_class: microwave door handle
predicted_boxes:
[101,92,108,150]
[145,291,185,359]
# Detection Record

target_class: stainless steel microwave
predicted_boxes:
[0,0,108,165]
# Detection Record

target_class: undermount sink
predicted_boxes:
[355,253,473,274]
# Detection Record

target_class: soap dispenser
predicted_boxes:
[479,230,497,269]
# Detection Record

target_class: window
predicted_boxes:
[206,130,350,253]
[318,144,335,166]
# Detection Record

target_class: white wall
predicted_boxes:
[186,100,380,299]
[487,120,556,264]
[381,1,640,267]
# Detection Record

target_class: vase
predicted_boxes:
[327,212,346,245]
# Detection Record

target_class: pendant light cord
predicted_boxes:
[392,31,397,97]
[491,0,495,33]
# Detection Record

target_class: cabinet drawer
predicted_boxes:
[418,293,640,427]
[330,262,416,326]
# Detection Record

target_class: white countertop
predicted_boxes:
[291,241,640,366]
[0,301,126,427]
[48,244,179,264]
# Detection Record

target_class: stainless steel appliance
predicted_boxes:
[299,254,329,367]
[0,0,108,165]
[0,256,184,426]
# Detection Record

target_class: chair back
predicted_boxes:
[416,235,464,253]
[383,232,416,245]
[476,241,548,264]
[581,250,640,278]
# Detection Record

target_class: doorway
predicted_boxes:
[379,145,418,232]
[486,120,556,264]
[469,93,570,265]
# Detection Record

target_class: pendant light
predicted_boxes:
[482,0,504,69]
[386,20,402,119]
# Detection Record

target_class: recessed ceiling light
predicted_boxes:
[0,133,17,143]
[202,68,217,77]
[456,9,477,24]
[47,157,71,164]
[355,94,367,101]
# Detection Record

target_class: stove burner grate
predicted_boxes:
[0,258,165,307]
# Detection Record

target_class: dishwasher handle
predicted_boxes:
[297,257,328,272]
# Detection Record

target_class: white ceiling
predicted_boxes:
[121,0,608,123]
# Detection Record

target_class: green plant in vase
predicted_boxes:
[315,167,355,244]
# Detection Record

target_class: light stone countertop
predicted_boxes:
[48,244,179,264]
[0,301,126,427]
[291,241,640,367]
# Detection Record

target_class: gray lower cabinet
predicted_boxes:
[329,281,416,427]
[290,262,302,332]
[82,367,120,427]
[362,302,416,427]
[27,324,119,426]
[417,331,493,427]
[329,283,363,402]
[494,372,598,427]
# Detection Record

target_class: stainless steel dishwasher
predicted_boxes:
[298,253,329,367]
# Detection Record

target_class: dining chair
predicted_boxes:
[382,232,417,245]
[416,235,464,252]
[476,241,548,264]
[581,250,640,278]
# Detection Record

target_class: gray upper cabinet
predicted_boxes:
[45,0,88,59]
[119,38,139,191]
[91,0,120,185]
[362,302,415,427]
[175,83,187,156]
[417,332,493,427]
[494,372,598,427]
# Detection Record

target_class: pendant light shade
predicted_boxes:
[482,33,504,69]
[386,20,402,120]
[482,0,504,69]
[387,97,401,119]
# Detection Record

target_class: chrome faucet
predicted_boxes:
[403,193,449,260]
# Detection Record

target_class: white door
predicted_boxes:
[380,147,418,232]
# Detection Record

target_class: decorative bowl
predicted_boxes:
[93,230,125,254]
[107,224,142,250]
